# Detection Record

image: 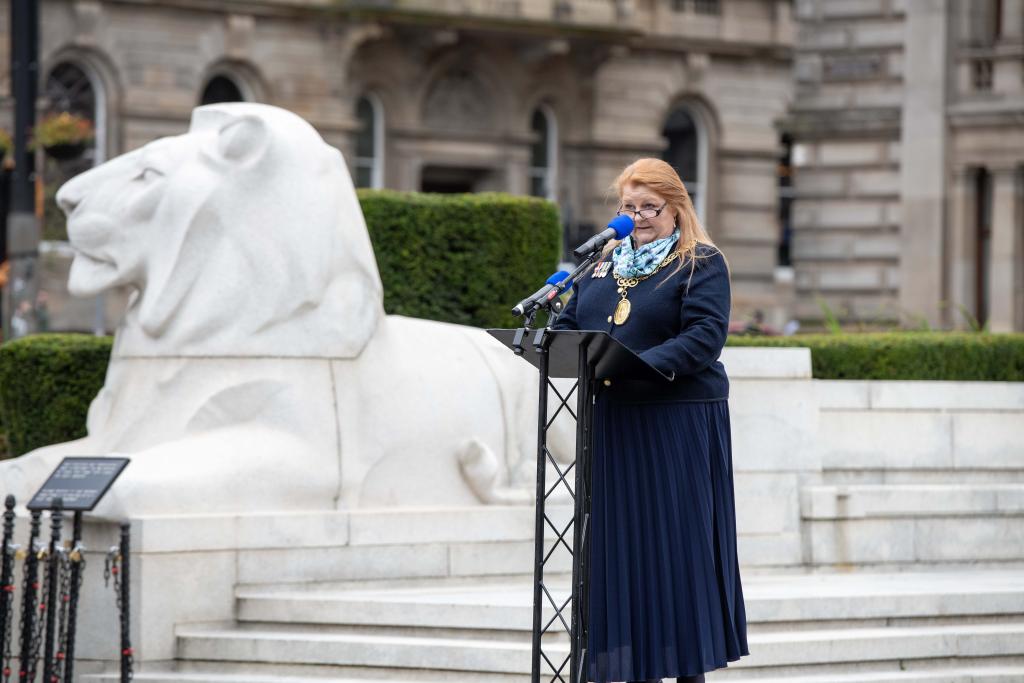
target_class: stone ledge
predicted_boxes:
[172,621,1024,674]
[235,570,1024,630]
[721,347,813,379]
[804,516,1024,564]
[99,505,567,554]
[802,484,1024,520]
[817,380,1024,411]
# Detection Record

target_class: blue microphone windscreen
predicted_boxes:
[546,270,573,292]
[609,214,635,239]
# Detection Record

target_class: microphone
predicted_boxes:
[572,215,634,259]
[512,270,573,317]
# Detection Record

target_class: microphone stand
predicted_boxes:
[511,247,602,356]
[550,249,601,302]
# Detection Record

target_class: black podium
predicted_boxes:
[488,328,668,683]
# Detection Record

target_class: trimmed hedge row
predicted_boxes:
[359,190,561,329]
[726,332,1024,381]
[2,331,1023,458]
[0,334,112,457]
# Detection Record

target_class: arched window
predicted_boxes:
[42,61,106,247]
[44,61,105,164]
[354,94,384,189]
[662,105,706,223]
[200,75,245,105]
[529,107,557,200]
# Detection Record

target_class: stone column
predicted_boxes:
[947,167,975,328]
[1018,170,1024,331]
[986,166,1021,332]
[1002,0,1024,41]
[899,0,952,327]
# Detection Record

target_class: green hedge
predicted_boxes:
[359,190,561,329]
[0,334,112,457]
[726,332,1024,381]
[2,331,1022,459]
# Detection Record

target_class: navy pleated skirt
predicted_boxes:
[587,394,748,683]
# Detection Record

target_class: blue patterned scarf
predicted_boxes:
[612,230,680,279]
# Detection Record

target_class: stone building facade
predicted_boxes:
[4,0,1021,332]
[0,0,795,331]
[789,0,1024,332]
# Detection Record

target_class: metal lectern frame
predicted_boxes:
[518,326,594,683]
[538,328,593,683]
[488,327,668,683]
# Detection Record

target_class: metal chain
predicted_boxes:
[610,250,681,324]
[51,547,72,683]
[17,537,39,683]
[26,544,52,683]
[1,540,17,683]
[104,547,133,681]
[61,542,86,683]
[103,547,117,588]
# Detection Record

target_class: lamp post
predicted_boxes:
[6,0,41,339]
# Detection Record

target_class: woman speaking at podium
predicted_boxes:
[553,158,748,683]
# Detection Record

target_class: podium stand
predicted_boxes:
[488,328,668,683]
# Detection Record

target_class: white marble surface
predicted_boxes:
[720,346,812,379]
[62,103,382,359]
[0,103,563,517]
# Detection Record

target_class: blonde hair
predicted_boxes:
[608,157,724,286]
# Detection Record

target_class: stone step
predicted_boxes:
[823,470,1024,485]
[175,621,1024,676]
[81,664,1024,683]
[177,505,577,585]
[236,571,1024,631]
[802,484,1024,520]
[807,381,1024,488]
[83,666,525,683]
[85,675,441,683]
[801,485,1024,567]
[719,668,1024,682]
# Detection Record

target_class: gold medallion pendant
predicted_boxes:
[613,298,631,325]
[610,250,680,326]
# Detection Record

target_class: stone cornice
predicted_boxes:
[99,0,791,57]
[948,100,1024,128]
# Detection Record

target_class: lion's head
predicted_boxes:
[57,103,383,358]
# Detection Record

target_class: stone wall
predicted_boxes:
[790,0,1024,331]
[788,0,905,326]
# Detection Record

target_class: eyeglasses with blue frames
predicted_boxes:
[616,203,668,220]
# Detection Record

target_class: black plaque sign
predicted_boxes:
[27,457,130,511]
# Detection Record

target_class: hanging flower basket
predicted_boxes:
[43,142,87,161]
[31,112,95,160]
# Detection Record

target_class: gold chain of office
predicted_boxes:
[611,250,681,325]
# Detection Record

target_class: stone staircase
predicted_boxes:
[799,380,1024,571]
[83,570,1024,682]
[77,375,1024,682]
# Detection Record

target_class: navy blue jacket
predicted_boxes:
[552,245,731,401]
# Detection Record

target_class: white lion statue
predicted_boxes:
[0,103,572,518]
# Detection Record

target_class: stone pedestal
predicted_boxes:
[722,347,821,568]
